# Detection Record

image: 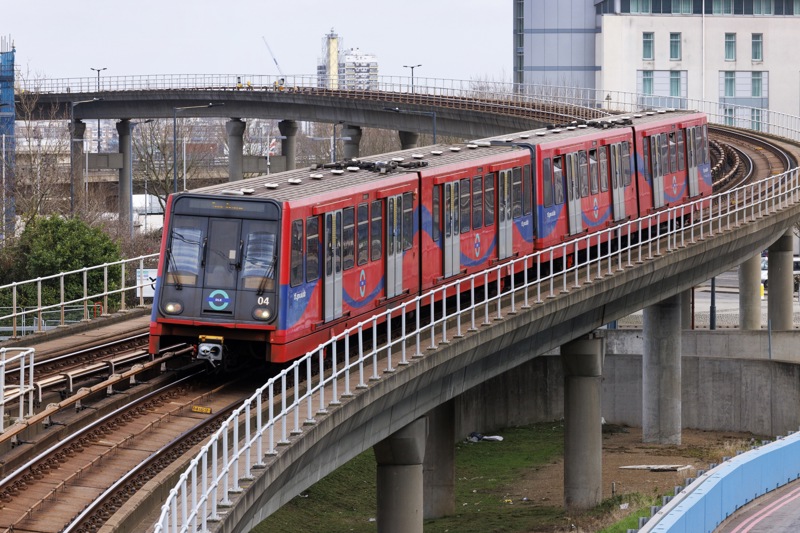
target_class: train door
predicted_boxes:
[324,210,343,322]
[650,136,665,209]
[202,218,241,312]
[498,170,513,259]
[610,144,626,221]
[565,153,583,234]
[386,194,403,299]
[686,127,699,197]
[443,181,461,277]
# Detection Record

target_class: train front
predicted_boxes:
[149,194,281,370]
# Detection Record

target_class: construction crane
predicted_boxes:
[262,36,285,77]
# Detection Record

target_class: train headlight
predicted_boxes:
[164,301,184,315]
[252,307,272,321]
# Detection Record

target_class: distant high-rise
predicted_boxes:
[0,36,15,241]
[317,29,379,90]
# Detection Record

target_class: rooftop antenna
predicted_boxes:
[261,36,285,77]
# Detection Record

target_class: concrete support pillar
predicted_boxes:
[70,120,87,213]
[423,400,455,519]
[643,294,682,444]
[680,289,692,329]
[278,120,298,170]
[116,119,133,237]
[226,118,246,182]
[374,418,427,533]
[739,255,762,330]
[561,335,604,510]
[768,231,794,331]
[342,124,362,160]
[399,131,419,150]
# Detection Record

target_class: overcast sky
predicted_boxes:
[5,0,512,83]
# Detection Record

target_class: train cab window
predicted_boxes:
[669,133,678,173]
[578,151,589,197]
[402,192,413,251]
[523,165,532,215]
[290,220,303,287]
[167,217,204,286]
[357,203,369,266]
[542,158,553,207]
[370,200,382,261]
[588,150,599,194]
[306,216,320,283]
[241,224,277,291]
[484,173,495,226]
[342,207,355,270]
[473,176,483,229]
[598,147,609,192]
[512,167,523,219]
[432,186,441,242]
[621,142,632,186]
[677,130,686,171]
[553,158,565,204]
[460,178,471,232]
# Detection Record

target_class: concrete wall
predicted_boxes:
[456,331,800,439]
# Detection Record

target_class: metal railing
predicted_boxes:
[0,347,35,433]
[152,160,800,532]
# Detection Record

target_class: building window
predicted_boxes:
[752,71,762,97]
[672,0,692,13]
[753,0,773,14]
[669,33,681,60]
[795,0,800,15]
[670,71,681,96]
[713,0,733,13]
[642,71,654,95]
[643,32,654,60]
[724,71,735,97]
[751,108,762,131]
[752,34,763,61]
[725,33,736,61]
[631,0,652,13]
[724,107,735,126]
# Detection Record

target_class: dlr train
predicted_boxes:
[149,109,711,369]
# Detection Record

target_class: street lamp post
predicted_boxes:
[383,107,437,144]
[310,122,350,164]
[90,67,106,152]
[69,98,102,214]
[173,103,224,194]
[403,64,422,94]
[0,102,9,240]
[129,119,153,238]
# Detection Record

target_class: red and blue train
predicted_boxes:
[149,109,712,368]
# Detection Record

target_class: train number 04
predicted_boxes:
[258,296,270,306]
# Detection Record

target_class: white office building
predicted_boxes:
[514,0,800,123]
[317,30,379,90]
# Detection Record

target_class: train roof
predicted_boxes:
[180,108,703,203]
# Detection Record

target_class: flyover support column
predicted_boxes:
[70,120,87,213]
[398,131,419,150]
[116,119,132,237]
[226,118,245,182]
[374,417,427,533]
[561,335,604,510]
[768,231,794,331]
[423,400,455,519]
[681,290,692,329]
[279,120,298,170]
[342,125,362,159]
[643,294,681,444]
[739,255,762,330]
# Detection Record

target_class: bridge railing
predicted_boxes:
[0,254,158,340]
[153,156,800,532]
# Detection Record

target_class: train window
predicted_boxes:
[565,154,576,202]
[542,158,553,207]
[649,137,660,180]
[512,167,523,219]
[432,186,441,242]
[460,178,471,232]
[306,216,320,282]
[553,158,565,204]
[324,214,334,277]
[473,176,483,229]
[642,137,650,180]
[371,200,382,261]
[687,128,696,167]
[621,142,632,186]
[598,148,609,192]
[589,150,599,194]
[484,173,495,226]
[659,134,669,175]
[241,224,277,291]
[677,130,686,171]
[700,124,708,164]
[523,165,532,215]
[578,151,589,198]
[403,192,413,251]
[342,207,355,271]
[357,203,369,266]
[669,133,678,173]
[610,145,620,189]
[167,217,204,286]
[290,220,303,287]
